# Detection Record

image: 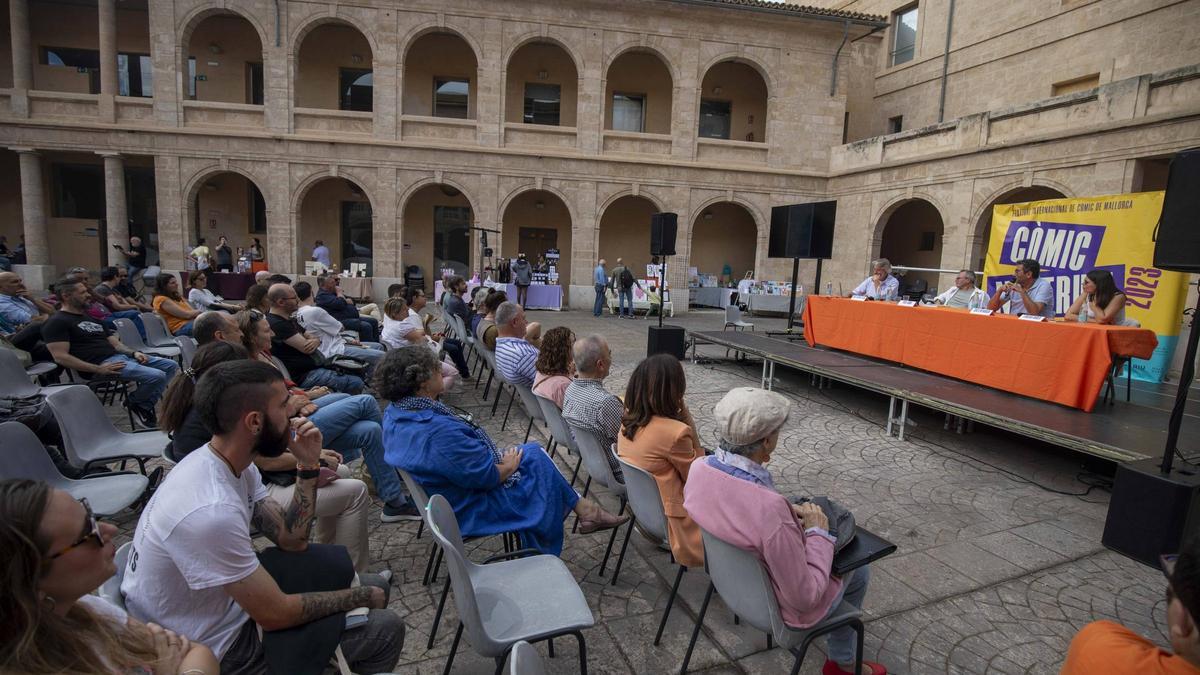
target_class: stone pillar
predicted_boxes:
[100,153,128,267]
[153,155,186,271]
[9,0,32,117]
[11,148,48,266]
[147,0,181,126]
[98,0,118,122]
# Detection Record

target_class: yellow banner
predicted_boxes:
[983,191,1187,382]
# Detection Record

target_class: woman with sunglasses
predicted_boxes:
[0,479,218,674]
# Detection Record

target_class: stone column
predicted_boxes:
[153,155,186,271]
[98,0,118,122]
[9,0,32,117]
[11,148,48,266]
[99,153,128,267]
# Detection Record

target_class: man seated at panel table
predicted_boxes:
[987,258,1055,319]
[850,258,900,300]
[933,270,990,309]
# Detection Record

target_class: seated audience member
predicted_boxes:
[851,258,900,300]
[494,301,540,387]
[43,277,178,428]
[122,360,404,674]
[474,289,507,351]
[243,282,270,313]
[97,266,154,330]
[380,346,627,554]
[0,479,219,674]
[0,270,56,361]
[314,274,379,342]
[67,266,147,339]
[387,283,405,299]
[186,270,240,313]
[294,281,384,371]
[265,284,365,394]
[266,273,292,285]
[562,334,624,482]
[254,270,272,285]
[1065,269,1133,325]
[933,270,989,309]
[192,309,243,347]
[380,297,459,391]
[683,388,886,675]
[1062,534,1199,674]
[617,353,705,568]
[442,275,471,327]
[469,286,490,334]
[111,264,150,309]
[988,258,1055,318]
[405,286,470,377]
[152,274,201,336]
[159,342,373,570]
[533,326,575,408]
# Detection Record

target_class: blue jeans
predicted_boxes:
[824,564,871,664]
[309,393,410,507]
[342,344,384,376]
[441,338,469,376]
[340,317,379,342]
[593,284,606,316]
[100,353,178,409]
[618,288,634,316]
[300,367,364,395]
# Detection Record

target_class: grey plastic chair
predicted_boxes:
[425,494,595,675]
[0,421,149,516]
[535,396,583,486]
[567,423,630,582]
[97,541,133,611]
[680,528,865,675]
[512,384,548,444]
[46,385,170,474]
[113,318,181,360]
[616,457,691,646]
[0,347,46,397]
[723,305,754,331]
[175,335,198,369]
[140,312,178,348]
[507,640,547,675]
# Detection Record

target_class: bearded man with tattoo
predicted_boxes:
[120,360,404,674]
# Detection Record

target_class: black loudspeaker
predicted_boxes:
[647,325,687,360]
[1155,147,1200,272]
[1102,458,1200,566]
[769,201,837,259]
[483,247,494,257]
[650,213,678,256]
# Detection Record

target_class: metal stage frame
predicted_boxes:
[689,330,1198,463]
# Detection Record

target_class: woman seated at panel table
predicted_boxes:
[849,258,900,301]
[379,346,628,555]
[152,274,202,336]
[186,270,240,313]
[1064,269,1135,326]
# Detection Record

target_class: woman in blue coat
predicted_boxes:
[379,346,627,555]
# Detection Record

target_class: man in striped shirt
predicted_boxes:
[562,335,624,482]
[494,301,539,387]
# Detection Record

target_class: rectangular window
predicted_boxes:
[339,68,373,112]
[51,163,105,219]
[117,53,152,98]
[42,46,101,93]
[611,93,645,133]
[698,99,732,139]
[842,111,850,144]
[1051,74,1100,97]
[340,201,373,271]
[890,5,918,66]
[187,57,197,99]
[246,62,264,105]
[523,83,561,125]
[888,115,904,134]
[433,205,472,277]
[433,78,469,119]
[249,185,266,234]
[919,231,937,251]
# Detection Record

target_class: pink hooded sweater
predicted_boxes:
[683,457,843,628]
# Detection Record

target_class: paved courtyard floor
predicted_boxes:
[107,307,1168,674]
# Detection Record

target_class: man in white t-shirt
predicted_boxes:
[293,280,383,372]
[933,270,990,309]
[121,360,403,674]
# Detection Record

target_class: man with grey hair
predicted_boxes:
[933,269,989,309]
[562,335,623,482]
[493,301,539,386]
[254,270,272,285]
[850,258,899,300]
[192,310,243,347]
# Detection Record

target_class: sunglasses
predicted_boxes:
[48,498,104,560]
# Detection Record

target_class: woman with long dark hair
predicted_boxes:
[617,353,706,567]
[152,274,201,336]
[1065,269,1129,325]
[0,478,217,674]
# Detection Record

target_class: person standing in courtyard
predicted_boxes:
[213,235,234,273]
[311,240,332,268]
[511,253,533,307]
[593,258,608,317]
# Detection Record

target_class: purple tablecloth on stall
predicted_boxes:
[482,282,563,310]
[182,271,257,300]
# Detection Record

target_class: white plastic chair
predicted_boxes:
[512,384,548,444]
[1,421,148,516]
[175,335,198,369]
[723,305,754,331]
[113,318,181,361]
[45,385,170,474]
[567,423,631,583]
[97,542,133,611]
[507,640,547,675]
[139,312,178,348]
[534,396,583,486]
[0,348,49,398]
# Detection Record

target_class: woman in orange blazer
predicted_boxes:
[616,353,706,568]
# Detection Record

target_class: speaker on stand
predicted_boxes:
[768,201,838,332]
[647,212,686,358]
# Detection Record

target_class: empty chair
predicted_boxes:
[507,641,547,675]
[512,384,548,444]
[1,421,148,516]
[175,335,198,369]
[425,494,595,675]
[113,318,181,361]
[0,347,46,398]
[535,396,583,486]
[140,312,178,348]
[723,305,754,331]
[45,385,169,474]
[567,423,630,582]
[97,542,133,611]
[680,528,865,675]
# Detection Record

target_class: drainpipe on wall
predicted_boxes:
[937,0,956,123]
[830,20,850,96]
[274,0,282,47]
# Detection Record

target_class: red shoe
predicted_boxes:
[822,660,887,675]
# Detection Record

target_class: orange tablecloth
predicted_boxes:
[802,296,1158,411]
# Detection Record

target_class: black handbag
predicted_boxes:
[795,496,857,553]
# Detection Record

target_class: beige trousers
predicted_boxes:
[265,465,371,572]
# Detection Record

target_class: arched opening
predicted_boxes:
[184,13,264,104]
[190,172,266,259]
[698,61,767,142]
[401,184,474,280]
[23,1,152,97]
[403,32,478,119]
[295,23,373,111]
[973,186,1068,272]
[604,50,673,134]
[505,42,578,127]
[598,195,659,277]
[297,178,372,274]
[690,202,757,285]
[878,199,945,293]
[501,190,572,290]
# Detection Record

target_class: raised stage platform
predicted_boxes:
[689,330,1199,463]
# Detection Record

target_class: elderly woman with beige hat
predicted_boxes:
[683,387,887,675]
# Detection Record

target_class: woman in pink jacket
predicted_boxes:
[683,387,886,675]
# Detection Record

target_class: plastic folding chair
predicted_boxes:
[425,494,595,675]
[1,421,149,516]
[113,318,181,361]
[512,384,548,444]
[567,423,631,582]
[97,542,133,611]
[175,335,198,369]
[45,385,170,474]
[680,528,865,675]
[140,312,178,348]
[0,347,49,397]
[535,396,583,486]
[723,305,754,331]
[507,640,547,675]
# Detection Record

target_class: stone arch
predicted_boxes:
[398,180,480,281]
[500,188,574,296]
[689,200,760,283]
[504,37,582,127]
[293,172,376,274]
[401,28,481,118]
[183,166,271,248]
[689,194,765,231]
[598,194,667,277]
[179,8,268,105]
[969,180,1075,234]
[399,24,484,67]
[870,191,949,246]
[502,34,584,76]
[873,197,947,292]
[498,184,578,227]
[290,14,379,57]
[970,183,1070,273]
[697,52,774,93]
[178,4,269,50]
[396,177,481,220]
[604,46,675,134]
[604,43,680,87]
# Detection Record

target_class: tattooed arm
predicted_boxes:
[224,566,386,631]
[250,477,317,552]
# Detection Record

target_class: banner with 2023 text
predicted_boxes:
[983,191,1186,382]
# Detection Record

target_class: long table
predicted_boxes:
[802,296,1158,411]
[181,271,256,300]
